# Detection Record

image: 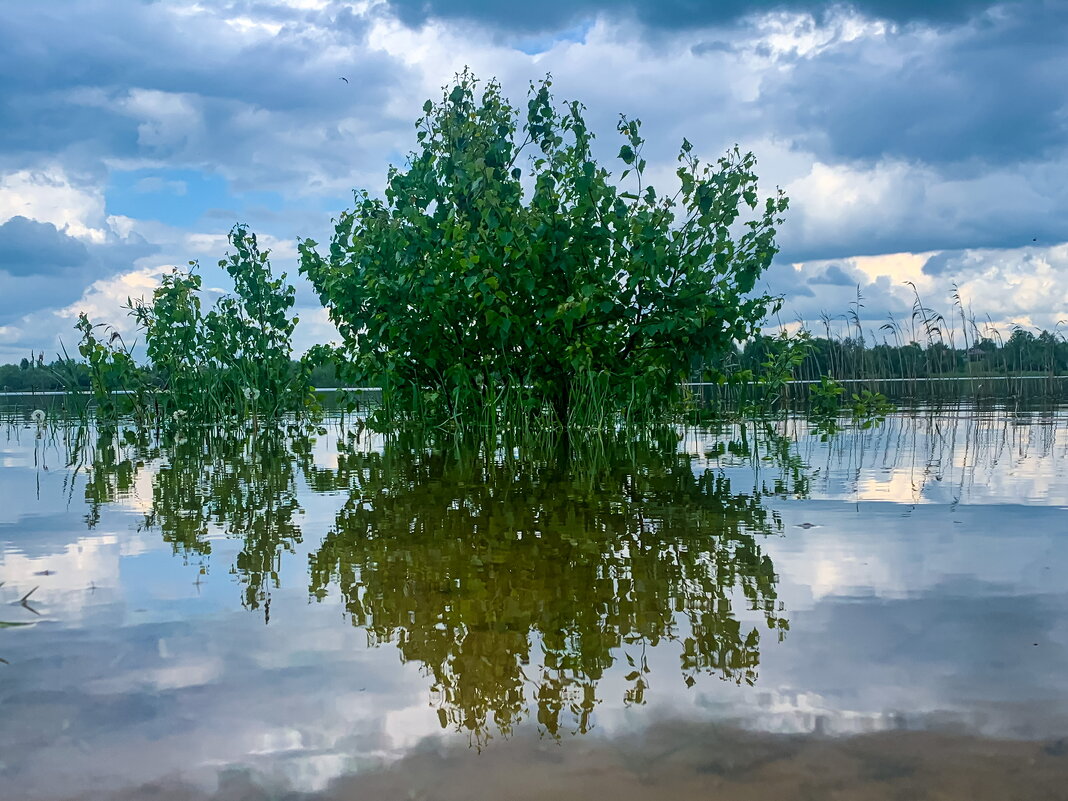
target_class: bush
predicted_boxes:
[300,71,788,431]
[77,225,312,421]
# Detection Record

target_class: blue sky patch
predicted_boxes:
[106,169,287,228]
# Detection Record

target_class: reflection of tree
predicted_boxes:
[83,425,305,614]
[78,427,156,529]
[79,423,795,740]
[308,434,789,741]
[148,429,305,612]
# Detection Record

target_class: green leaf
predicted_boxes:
[299,70,786,432]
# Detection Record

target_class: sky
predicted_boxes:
[0,0,1065,363]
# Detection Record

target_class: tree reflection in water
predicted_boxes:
[80,424,794,741]
[80,425,306,614]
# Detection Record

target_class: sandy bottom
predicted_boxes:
[44,720,1068,801]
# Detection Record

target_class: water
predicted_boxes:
[1,408,1067,799]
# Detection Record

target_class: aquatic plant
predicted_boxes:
[300,70,789,432]
[809,374,845,417]
[74,313,152,421]
[850,388,894,427]
[73,225,314,423]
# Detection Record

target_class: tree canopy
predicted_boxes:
[300,71,788,430]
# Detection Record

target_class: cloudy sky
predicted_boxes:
[0,0,1065,363]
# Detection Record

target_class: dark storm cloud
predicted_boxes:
[758,2,1068,167]
[0,231,157,325]
[922,251,957,276]
[0,217,89,277]
[0,0,404,189]
[385,0,1032,33]
[761,264,815,301]
[760,262,909,329]
[807,263,856,285]
[767,0,1068,262]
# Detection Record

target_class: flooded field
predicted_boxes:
[2,406,1067,799]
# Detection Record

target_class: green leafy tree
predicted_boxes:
[300,71,788,430]
[203,225,310,417]
[54,224,311,421]
[132,265,207,413]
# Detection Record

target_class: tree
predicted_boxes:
[300,71,788,429]
[123,224,310,419]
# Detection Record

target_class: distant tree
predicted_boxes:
[19,357,29,371]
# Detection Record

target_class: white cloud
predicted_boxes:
[0,168,109,243]
[122,89,206,151]
[57,265,171,335]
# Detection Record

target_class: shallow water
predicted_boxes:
[1,407,1067,799]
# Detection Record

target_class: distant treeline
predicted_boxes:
[729,327,1068,382]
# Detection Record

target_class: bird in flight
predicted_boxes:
[339,76,349,84]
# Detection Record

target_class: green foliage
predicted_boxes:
[850,388,894,426]
[131,265,206,413]
[301,71,788,431]
[801,376,892,438]
[809,374,845,417]
[724,330,811,416]
[203,225,310,417]
[0,357,86,393]
[74,314,151,420]
[77,225,312,421]
[804,374,845,439]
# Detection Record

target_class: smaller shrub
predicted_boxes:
[77,225,312,422]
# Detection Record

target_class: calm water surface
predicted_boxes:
[2,407,1067,799]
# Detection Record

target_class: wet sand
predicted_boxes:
[49,721,1068,801]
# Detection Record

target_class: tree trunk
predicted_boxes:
[550,379,570,429]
